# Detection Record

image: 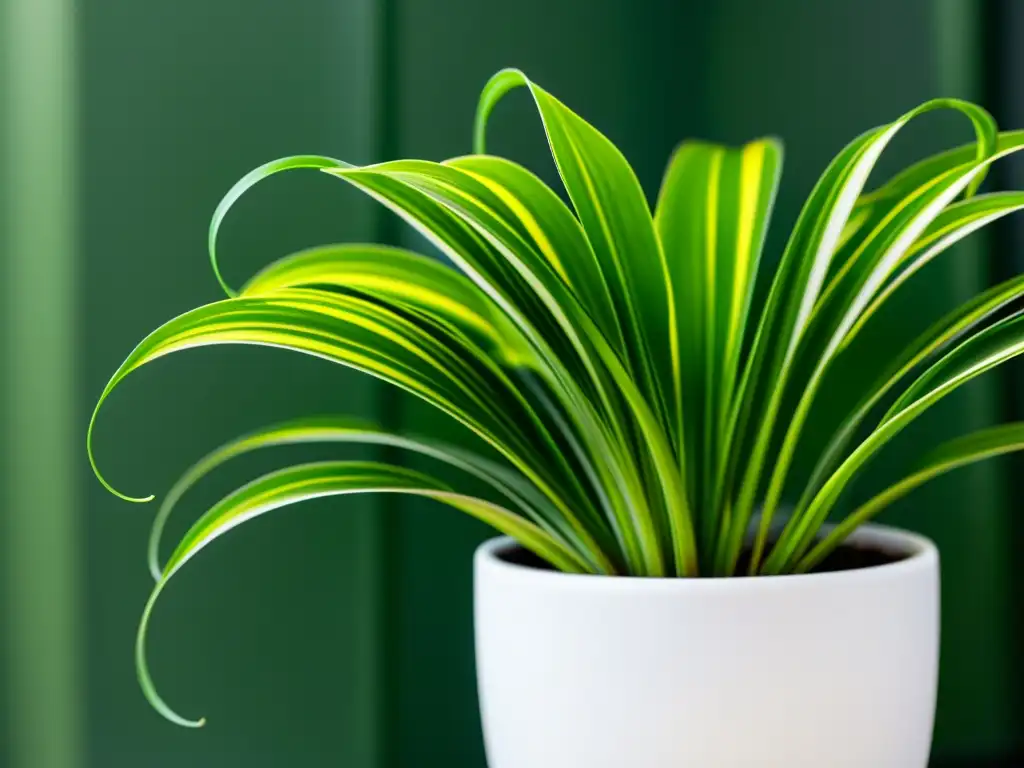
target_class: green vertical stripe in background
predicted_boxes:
[368,0,401,766]
[930,0,1014,757]
[2,1,82,768]
[78,0,386,764]
[988,0,1024,755]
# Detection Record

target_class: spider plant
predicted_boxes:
[90,69,1024,726]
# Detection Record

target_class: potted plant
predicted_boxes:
[89,68,1024,766]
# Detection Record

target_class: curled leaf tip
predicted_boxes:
[150,704,207,728]
[93,460,156,503]
[87,424,155,503]
[122,491,156,504]
[154,707,205,729]
[90,456,154,503]
[138,580,208,728]
[209,155,352,299]
[474,68,532,156]
[207,220,238,299]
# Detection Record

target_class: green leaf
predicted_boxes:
[139,460,591,727]
[796,271,1024,516]
[241,242,631,562]
[328,161,610,404]
[714,125,887,572]
[475,69,680,463]
[208,155,350,296]
[839,192,1024,343]
[654,138,782,555]
[87,288,610,564]
[764,309,1024,573]
[321,162,656,572]
[787,190,1024,509]
[786,192,1024,527]
[446,154,627,357]
[857,129,1024,209]
[797,423,1024,572]
[326,159,697,575]
[732,99,996,574]
[242,242,532,366]
[886,309,1024,420]
[147,416,608,580]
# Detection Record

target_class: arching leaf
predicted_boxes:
[797,423,1024,572]
[138,461,592,727]
[147,416,613,581]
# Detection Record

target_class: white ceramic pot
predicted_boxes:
[474,524,939,768]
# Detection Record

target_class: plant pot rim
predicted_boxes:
[475,523,938,589]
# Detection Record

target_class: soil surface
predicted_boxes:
[498,540,903,576]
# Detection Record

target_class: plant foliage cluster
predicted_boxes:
[90,70,1024,725]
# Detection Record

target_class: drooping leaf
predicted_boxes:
[326,159,697,575]
[87,289,608,558]
[138,460,592,727]
[147,416,611,580]
[316,164,651,571]
[244,242,531,364]
[207,155,351,296]
[796,271,1024,516]
[856,130,1024,210]
[797,423,1024,572]
[764,309,1024,573]
[840,192,1024,342]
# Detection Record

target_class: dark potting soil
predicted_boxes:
[497,540,903,577]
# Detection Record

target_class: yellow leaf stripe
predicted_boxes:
[730,142,765,351]
[456,166,571,284]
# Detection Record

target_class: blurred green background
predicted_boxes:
[2,0,1022,765]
